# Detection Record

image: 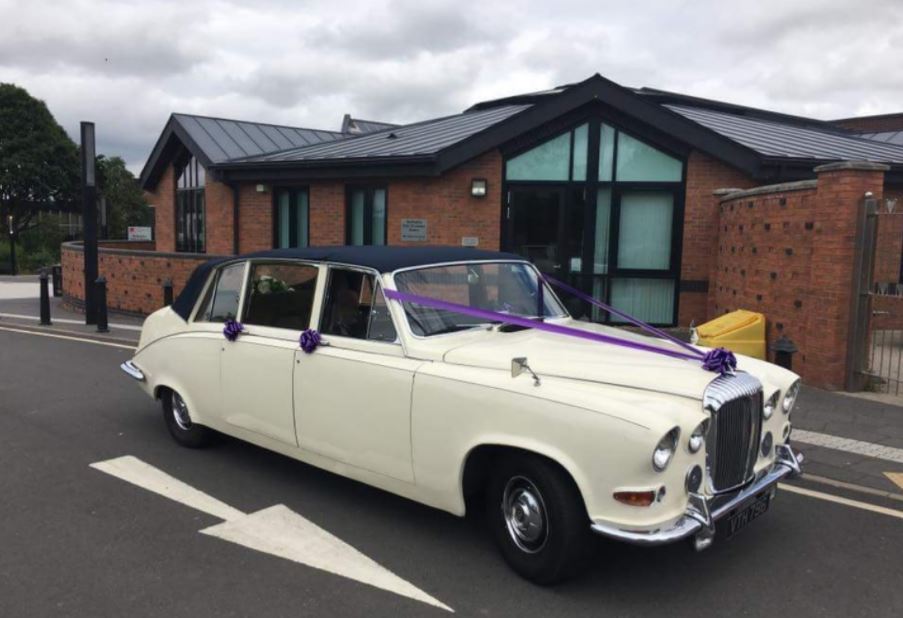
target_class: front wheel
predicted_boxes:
[161,389,214,448]
[487,454,594,584]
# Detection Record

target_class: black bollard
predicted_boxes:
[51,264,62,297]
[163,278,173,307]
[772,335,798,371]
[39,270,52,326]
[95,276,109,333]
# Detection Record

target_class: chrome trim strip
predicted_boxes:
[589,443,803,547]
[120,360,145,381]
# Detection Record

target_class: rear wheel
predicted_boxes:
[486,454,594,584]
[161,389,213,448]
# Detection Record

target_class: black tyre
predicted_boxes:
[487,453,594,584]
[161,389,214,448]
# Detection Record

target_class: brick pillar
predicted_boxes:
[805,161,887,389]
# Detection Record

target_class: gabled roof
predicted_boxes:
[665,105,903,164]
[140,113,344,189]
[235,104,530,163]
[340,114,399,135]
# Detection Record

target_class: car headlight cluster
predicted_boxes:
[763,390,780,420]
[783,380,800,414]
[688,419,709,453]
[652,427,680,472]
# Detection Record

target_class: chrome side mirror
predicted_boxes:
[511,357,541,386]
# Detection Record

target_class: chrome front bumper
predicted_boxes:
[120,360,145,381]
[590,443,803,549]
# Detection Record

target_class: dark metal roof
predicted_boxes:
[666,104,903,164]
[172,113,344,163]
[233,105,530,163]
[170,245,524,320]
[858,130,903,146]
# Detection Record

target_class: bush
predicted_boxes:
[0,215,68,273]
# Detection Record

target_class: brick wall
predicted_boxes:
[61,241,220,315]
[712,163,887,389]
[206,179,235,255]
[144,164,175,252]
[679,151,756,326]
[832,115,903,133]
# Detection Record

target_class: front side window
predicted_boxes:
[176,156,205,253]
[321,268,397,342]
[243,262,318,330]
[346,187,387,246]
[198,262,245,322]
[393,262,566,336]
[275,189,309,248]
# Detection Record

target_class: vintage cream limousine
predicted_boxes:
[121,246,803,583]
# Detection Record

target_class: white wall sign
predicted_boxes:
[461,236,479,247]
[128,226,153,241]
[401,219,428,242]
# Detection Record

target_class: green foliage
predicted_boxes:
[0,83,80,234]
[97,155,150,238]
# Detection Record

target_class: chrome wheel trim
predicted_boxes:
[171,392,192,431]
[501,475,548,554]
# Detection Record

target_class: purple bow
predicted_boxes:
[299,328,321,354]
[223,319,244,341]
[702,347,737,375]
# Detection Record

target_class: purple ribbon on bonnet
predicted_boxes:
[384,278,737,375]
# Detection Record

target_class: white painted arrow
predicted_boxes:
[90,455,452,612]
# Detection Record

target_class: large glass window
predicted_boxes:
[243,262,318,330]
[321,268,397,342]
[505,119,684,325]
[346,188,387,246]
[176,156,205,253]
[275,189,309,248]
[197,262,245,322]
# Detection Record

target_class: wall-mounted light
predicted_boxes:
[470,178,487,198]
[256,184,269,193]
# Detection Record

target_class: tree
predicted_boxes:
[0,83,80,244]
[97,155,150,239]
[0,83,79,273]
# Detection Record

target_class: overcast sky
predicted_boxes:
[2,0,901,174]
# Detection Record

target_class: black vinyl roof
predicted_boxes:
[171,246,525,320]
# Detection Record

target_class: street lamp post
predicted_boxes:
[81,122,98,325]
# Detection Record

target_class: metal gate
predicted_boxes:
[854,196,903,394]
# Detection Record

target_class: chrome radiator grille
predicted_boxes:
[703,374,763,493]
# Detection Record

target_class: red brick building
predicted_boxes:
[62,74,903,388]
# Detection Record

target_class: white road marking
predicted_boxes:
[201,505,453,612]
[779,483,903,520]
[792,429,903,464]
[0,311,143,331]
[0,325,135,350]
[91,456,452,612]
[90,456,245,522]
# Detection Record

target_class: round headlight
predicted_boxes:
[763,391,779,420]
[783,380,800,414]
[688,419,709,453]
[653,427,680,472]
[761,431,774,457]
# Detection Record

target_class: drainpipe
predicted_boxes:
[231,183,240,255]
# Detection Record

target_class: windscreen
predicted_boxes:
[393,262,567,336]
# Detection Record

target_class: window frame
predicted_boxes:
[191,260,250,324]
[272,187,310,249]
[174,156,206,254]
[318,264,400,346]
[501,114,687,326]
[240,259,321,334]
[345,186,388,246]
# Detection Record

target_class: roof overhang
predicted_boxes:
[139,115,215,191]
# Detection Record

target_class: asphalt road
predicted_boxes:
[1,327,902,617]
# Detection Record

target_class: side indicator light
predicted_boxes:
[614,491,656,507]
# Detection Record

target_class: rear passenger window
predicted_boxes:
[321,268,397,342]
[243,262,318,330]
[199,262,246,322]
